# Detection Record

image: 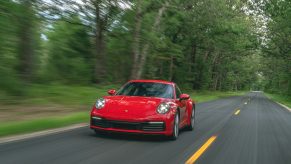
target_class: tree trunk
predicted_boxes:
[190,42,198,89]
[169,55,174,81]
[188,42,196,73]
[130,0,142,79]
[219,72,224,91]
[211,53,220,90]
[136,43,149,79]
[213,74,218,90]
[159,62,163,76]
[131,1,169,79]
[191,42,196,66]
[94,0,107,83]
[18,0,34,82]
[203,51,210,62]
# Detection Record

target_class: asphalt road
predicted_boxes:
[1,92,291,164]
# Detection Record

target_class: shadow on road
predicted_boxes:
[87,129,190,142]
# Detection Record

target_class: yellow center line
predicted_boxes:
[234,109,240,115]
[185,136,217,164]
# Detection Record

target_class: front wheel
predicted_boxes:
[187,106,195,131]
[169,113,179,140]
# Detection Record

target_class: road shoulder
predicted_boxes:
[276,102,291,112]
[0,123,87,144]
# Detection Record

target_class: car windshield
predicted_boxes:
[117,82,174,99]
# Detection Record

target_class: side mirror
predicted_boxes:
[107,89,116,95]
[179,94,190,100]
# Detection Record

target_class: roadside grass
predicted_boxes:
[1,84,121,105]
[265,93,291,108]
[189,90,247,103]
[0,84,246,137]
[0,112,88,137]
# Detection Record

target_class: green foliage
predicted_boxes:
[259,0,291,96]
[105,10,134,82]
[0,1,27,94]
[43,16,93,84]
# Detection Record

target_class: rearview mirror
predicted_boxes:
[107,89,116,95]
[179,94,190,100]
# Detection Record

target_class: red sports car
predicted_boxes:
[90,80,195,140]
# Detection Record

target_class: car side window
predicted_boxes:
[175,84,182,99]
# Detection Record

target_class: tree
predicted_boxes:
[40,0,124,83]
[130,0,169,79]
[256,0,291,95]
[45,16,92,84]
[16,0,40,82]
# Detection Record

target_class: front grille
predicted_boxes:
[91,118,165,132]
[111,120,140,130]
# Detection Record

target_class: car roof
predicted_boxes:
[129,79,175,85]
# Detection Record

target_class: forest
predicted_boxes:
[0,0,290,96]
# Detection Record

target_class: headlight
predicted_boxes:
[95,98,105,109]
[157,103,170,114]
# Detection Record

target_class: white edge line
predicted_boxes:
[276,102,291,112]
[0,123,88,144]
[264,94,291,113]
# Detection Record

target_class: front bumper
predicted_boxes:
[90,114,175,136]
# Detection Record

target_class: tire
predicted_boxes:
[187,106,195,131]
[169,113,179,140]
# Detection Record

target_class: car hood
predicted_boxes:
[103,96,168,118]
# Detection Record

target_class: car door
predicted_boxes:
[175,84,187,126]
